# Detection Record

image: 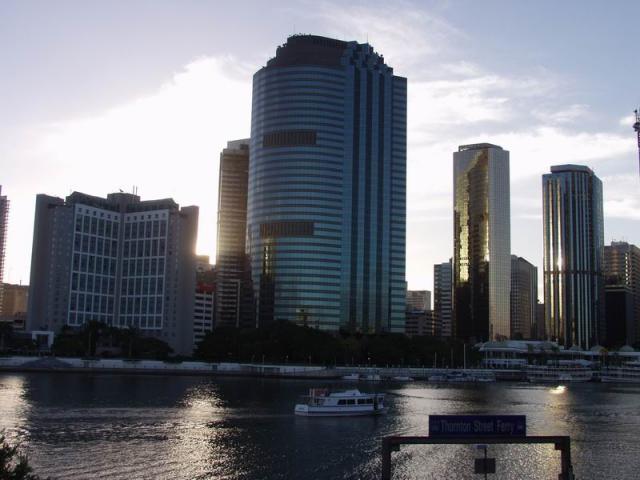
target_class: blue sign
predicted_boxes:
[429,415,526,437]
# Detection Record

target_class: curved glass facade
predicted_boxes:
[542,164,604,349]
[248,35,406,332]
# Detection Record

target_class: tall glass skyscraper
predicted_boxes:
[543,164,604,349]
[248,35,407,332]
[453,143,511,342]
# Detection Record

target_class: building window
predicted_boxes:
[263,130,317,147]
[260,221,314,238]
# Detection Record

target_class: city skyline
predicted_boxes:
[2,1,640,295]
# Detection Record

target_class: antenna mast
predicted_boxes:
[634,108,640,178]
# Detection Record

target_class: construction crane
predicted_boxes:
[634,109,640,177]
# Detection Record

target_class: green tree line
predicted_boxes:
[194,320,480,367]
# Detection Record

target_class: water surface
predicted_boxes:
[1,373,639,479]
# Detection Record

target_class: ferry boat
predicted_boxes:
[526,362,593,383]
[601,361,640,383]
[294,388,387,417]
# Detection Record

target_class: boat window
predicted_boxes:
[357,399,366,405]
[347,399,355,405]
[337,399,346,405]
[367,398,373,404]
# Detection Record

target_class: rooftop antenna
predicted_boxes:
[633,108,640,178]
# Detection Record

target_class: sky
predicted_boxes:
[1,0,639,299]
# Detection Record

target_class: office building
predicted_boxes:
[194,256,215,345]
[405,309,436,337]
[434,260,453,337]
[248,35,407,332]
[453,143,511,342]
[0,186,8,315]
[0,282,28,331]
[543,164,604,349]
[26,191,198,355]
[510,255,537,339]
[604,284,634,347]
[407,290,431,311]
[604,241,640,344]
[215,139,253,328]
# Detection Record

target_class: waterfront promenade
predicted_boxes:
[0,355,523,380]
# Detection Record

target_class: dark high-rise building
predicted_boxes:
[604,284,634,347]
[215,139,253,328]
[0,186,8,315]
[535,301,545,340]
[453,144,511,342]
[510,255,537,339]
[194,255,215,345]
[543,164,604,349]
[247,35,407,332]
[26,192,198,355]
[405,309,436,337]
[604,241,640,344]
[434,260,452,337]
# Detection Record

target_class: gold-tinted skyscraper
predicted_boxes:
[453,144,511,342]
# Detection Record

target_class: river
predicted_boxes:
[1,373,639,479]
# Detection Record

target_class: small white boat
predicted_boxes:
[294,388,387,417]
[342,373,360,381]
[364,374,382,381]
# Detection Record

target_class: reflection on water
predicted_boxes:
[1,374,640,479]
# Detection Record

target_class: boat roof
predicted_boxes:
[328,389,378,397]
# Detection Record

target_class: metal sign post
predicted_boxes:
[382,415,574,480]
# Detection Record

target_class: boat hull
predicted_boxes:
[294,406,387,417]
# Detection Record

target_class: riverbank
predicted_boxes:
[0,356,525,380]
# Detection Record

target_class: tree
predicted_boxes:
[0,322,13,352]
[0,434,45,480]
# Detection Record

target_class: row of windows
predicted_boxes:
[72,254,117,276]
[120,277,164,296]
[70,294,115,314]
[123,238,167,258]
[122,258,165,277]
[75,215,119,239]
[260,221,314,238]
[69,312,113,327]
[74,234,118,257]
[124,220,167,239]
[337,398,374,405]
[71,273,116,295]
[119,315,163,330]
[119,296,164,316]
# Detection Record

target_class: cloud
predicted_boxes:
[5,1,639,296]
[307,0,465,74]
[307,3,639,289]
[3,56,253,282]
